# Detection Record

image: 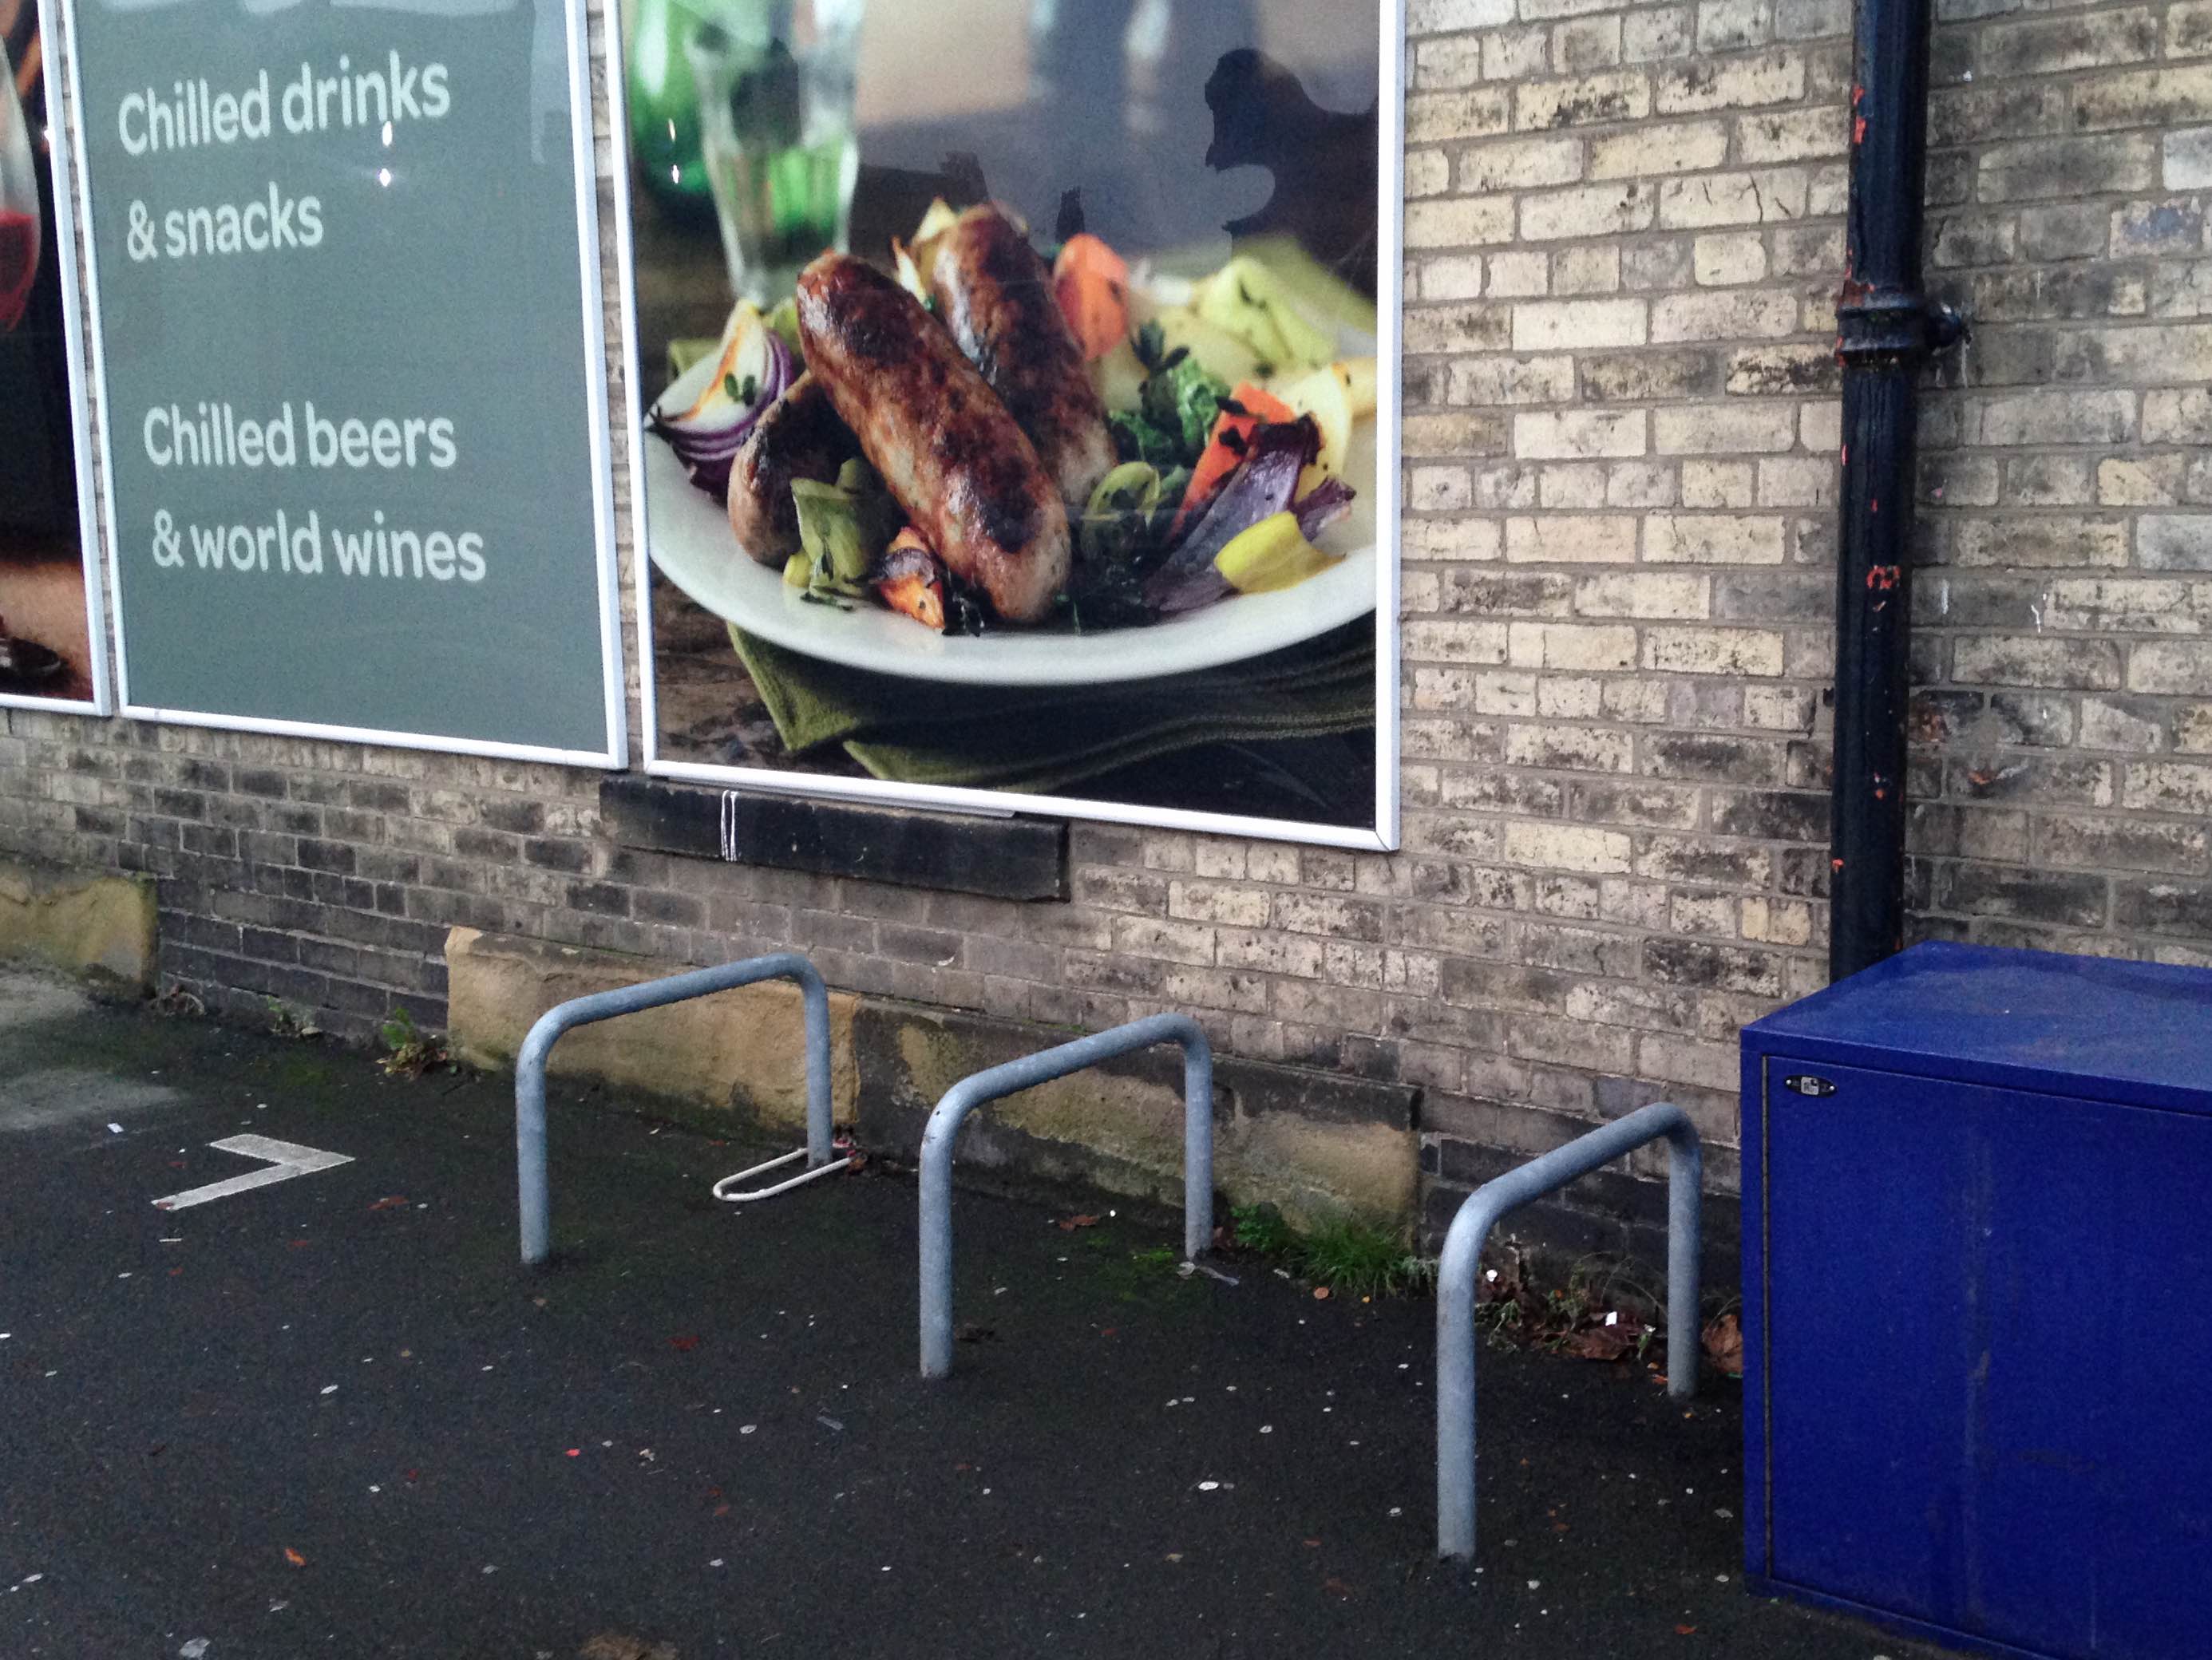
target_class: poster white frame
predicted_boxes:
[611,0,1406,852]
[0,0,115,717]
[57,0,629,769]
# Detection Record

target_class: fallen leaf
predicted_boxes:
[283,1547,306,1567]
[579,1636,679,1660]
[668,1334,701,1353]
[1702,1313,1744,1377]
[367,1195,409,1211]
[1055,1214,1101,1231]
[1321,1575,1356,1599]
[1564,1322,1644,1363]
[1676,1625,1698,1635]
[1312,1286,1331,1300]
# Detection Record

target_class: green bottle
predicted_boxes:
[626,0,718,214]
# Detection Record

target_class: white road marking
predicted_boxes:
[152,1134,354,1211]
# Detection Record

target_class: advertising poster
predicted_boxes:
[620,0,1399,845]
[0,0,105,712]
[65,0,625,763]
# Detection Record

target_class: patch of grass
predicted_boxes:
[264,997,322,1039]
[1090,1240,1193,1303]
[275,1054,334,1092]
[1300,1217,1435,1300]
[1475,1295,1522,1338]
[1225,1202,1436,1300]
[1229,1201,1296,1258]
[377,1006,449,1078]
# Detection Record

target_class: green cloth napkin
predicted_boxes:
[731,621,1375,794]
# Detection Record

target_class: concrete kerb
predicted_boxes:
[0,857,157,993]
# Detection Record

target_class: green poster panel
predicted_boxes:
[65,0,623,762]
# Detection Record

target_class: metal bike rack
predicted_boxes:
[919,1013,1213,1379]
[513,951,848,1267]
[1435,1101,1703,1563]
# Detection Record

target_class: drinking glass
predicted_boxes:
[0,42,42,334]
[687,0,861,305]
[627,0,718,215]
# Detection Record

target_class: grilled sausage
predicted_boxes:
[928,205,1117,513]
[726,374,863,567]
[796,253,1071,624]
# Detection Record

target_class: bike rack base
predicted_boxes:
[713,1139,855,1204]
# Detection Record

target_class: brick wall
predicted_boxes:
[1395,0,2212,1231]
[5,0,2208,1248]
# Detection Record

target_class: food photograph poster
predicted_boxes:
[619,0,1400,845]
[1,0,105,713]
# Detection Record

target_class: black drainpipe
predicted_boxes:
[1829,0,1966,981]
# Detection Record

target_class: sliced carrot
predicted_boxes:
[1053,234,1132,362]
[878,572,944,630]
[875,527,946,630]
[1176,382,1298,533]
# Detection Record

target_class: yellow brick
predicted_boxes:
[1520,181,1657,240]
[1458,136,1585,194]
[1589,120,1730,179]
[1652,290,1799,341]
[1643,626,1787,675]
[1507,620,1640,670]
[1514,70,1652,131]
[1653,405,1798,454]
[1573,573,1711,619]
[1654,50,1805,114]
[1404,517,1506,562]
[1403,620,1513,663]
[1511,298,1648,350]
[1644,514,1787,563]
[1506,516,1641,563]
[1504,821,1635,873]
[1406,195,1518,250]
[1515,410,1649,459]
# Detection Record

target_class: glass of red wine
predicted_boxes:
[1,40,41,334]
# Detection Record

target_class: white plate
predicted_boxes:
[643,342,1379,688]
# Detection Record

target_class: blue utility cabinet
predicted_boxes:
[1739,941,2212,1660]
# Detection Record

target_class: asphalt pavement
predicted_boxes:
[0,968,1933,1660]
